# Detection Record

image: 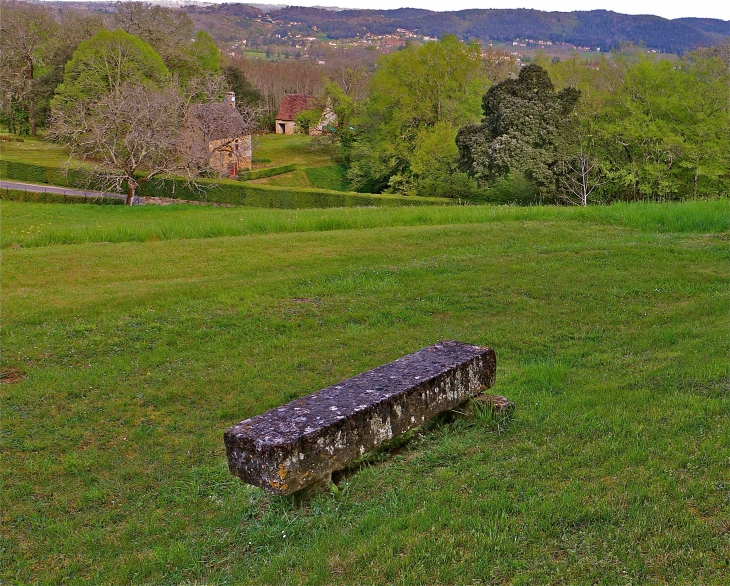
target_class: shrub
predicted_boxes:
[0,188,123,205]
[137,177,449,208]
[0,159,93,188]
[238,163,297,181]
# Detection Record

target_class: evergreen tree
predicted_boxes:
[457,64,580,199]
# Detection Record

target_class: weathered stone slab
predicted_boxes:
[224,340,496,495]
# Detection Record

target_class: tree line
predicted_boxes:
[330,37,729,203]
[0,0,230,136]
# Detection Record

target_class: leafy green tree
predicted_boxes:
[51,29,169,111]
[348,35,487,194]
[30,9,104,129]
[295,107,322,135]
[318,80,356,166]
[591,52,730,200]
[222,65,261,106]
[409,121,477,198]
[191,31,221,74]
[457,64,580,200]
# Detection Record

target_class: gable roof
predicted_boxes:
[276,94,316,121]
[187,102,249,141]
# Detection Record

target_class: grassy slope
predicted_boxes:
[251,134,331,169]
[0,133,327,171]
[250,168,315,188]
[2,200,729,584]
[249,135,340,189]
[2,199,728,249]
[0,133,348,193]
[0,133,78,168]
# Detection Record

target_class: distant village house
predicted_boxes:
[275,94,336,135]
[181,92,253,178]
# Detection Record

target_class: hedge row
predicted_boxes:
[0,159,93,188]
[137,177,448,208]
[1,159,451,208]
[0,188,124,205]
[238,163,297,181]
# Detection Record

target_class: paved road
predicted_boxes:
[0,180,143,204]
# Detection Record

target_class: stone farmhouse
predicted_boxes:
[275,94,336,135]
[181,92,252,177]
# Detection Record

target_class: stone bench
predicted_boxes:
[224,340,497,495]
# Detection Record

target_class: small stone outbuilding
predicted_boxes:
[182,92,252,177]
[275,94,315,135]
[275,94,336,135]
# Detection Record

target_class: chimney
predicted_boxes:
[225,92,236,108]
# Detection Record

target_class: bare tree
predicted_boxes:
[559,145,608,206]
[0,0,56,134]
[230,56,326,119]
[481,47,519,84]
[51,73,259,203]
[50,81,191,205]
[112,1,194,70]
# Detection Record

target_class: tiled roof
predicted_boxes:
[187,102,248,141]
[276,94,316,121]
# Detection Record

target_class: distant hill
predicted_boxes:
[264,7,727,54]
[675,18,730,36]
[44,2,729,55]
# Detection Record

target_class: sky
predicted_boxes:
[253,1,730,20]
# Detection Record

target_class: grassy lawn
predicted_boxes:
[249,168,315,188]
[0,133,331,179]
[248,164,349,191]
[0,133,78,168]
[2,199,728,249]
[252,134,332,169]
[2,200,729,584]
[305,165,350,191]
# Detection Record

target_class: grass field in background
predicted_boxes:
[2,199,729,584]
[249,165,349,191]
[251,134,331,170]
[0,133,78,167]
[0,134,329,174]
[0,133,345,193]
[305,165,350,191]
[249,168,315,188]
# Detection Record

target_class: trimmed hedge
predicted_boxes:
[238,163,297,181]
[138,177,449,208]
[1,159,452,208]
[0,188,124,205]
[0,159,92,188]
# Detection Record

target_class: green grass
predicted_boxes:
[2,198,728,249]
[2,199,729,584]
[0,134,332,182]
[0,133,79,168]
[305,165,350,191]
[251,134,332,169]
[250,168,315,188]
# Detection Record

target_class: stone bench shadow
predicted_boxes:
[224,340,504,496]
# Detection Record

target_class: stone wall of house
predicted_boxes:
[276,120,296,135]
[208,135,252,176]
